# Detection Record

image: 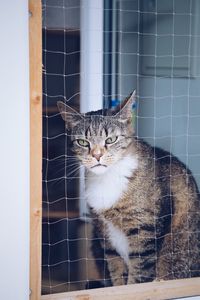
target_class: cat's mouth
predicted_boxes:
[89,163,108,174]
[91,163,107,169]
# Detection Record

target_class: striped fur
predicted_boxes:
[58,92,200,286]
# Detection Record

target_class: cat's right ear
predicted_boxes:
[114,90,136,122]
[57,101,83,129]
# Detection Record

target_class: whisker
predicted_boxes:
[52,162,81,176]
[49,177,66,188]
[67,165,83,178]
[43,155,77,162]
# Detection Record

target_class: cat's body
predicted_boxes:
[89,140,200,285]
[58,92,200,286]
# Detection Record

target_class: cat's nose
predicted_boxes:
[93,153,102,162]
[91,148,104,162]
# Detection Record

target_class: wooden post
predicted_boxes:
[29,0,42,299]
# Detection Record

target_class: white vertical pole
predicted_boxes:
[80,0,103,113]
[79,0,104,218]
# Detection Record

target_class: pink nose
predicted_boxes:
[92,153,103,162]
[91,147,104,162]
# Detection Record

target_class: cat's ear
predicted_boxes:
[57,101,83,129]
[114,90,136,122]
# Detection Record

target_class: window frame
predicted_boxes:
[29,1,200,299]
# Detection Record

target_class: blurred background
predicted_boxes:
[42,0,200,294]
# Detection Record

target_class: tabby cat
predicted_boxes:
[57,91,200,286]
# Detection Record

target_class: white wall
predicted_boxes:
[0,1,30,300]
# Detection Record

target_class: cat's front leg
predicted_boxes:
[105,248,128,286]
[92,223,128,286]
[127,229,157,284]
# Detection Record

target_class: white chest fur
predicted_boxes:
[85,155,138,212]
[105,220,129,264]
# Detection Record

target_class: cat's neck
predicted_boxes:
[85,154,138,212]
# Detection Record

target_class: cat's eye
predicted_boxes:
[105,136,118,145]
[76,139,90,147]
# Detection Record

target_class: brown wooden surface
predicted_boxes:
[41,278,200,300]
[29,0,42,299]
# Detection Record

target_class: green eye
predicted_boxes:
[105,136,118,145]
[77,139,90,147]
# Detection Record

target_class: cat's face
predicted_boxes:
[57,92,136,175]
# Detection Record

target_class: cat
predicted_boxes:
[57,91,200,286]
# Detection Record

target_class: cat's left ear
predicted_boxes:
[57,101,83,130]
[114,90,136,122]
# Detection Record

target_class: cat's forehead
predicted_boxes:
[72,115,122,137]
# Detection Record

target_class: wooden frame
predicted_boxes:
[29,0,42,299]
[29,1,200,299]
[41,278,200,300]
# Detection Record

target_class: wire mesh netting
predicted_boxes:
[42,0,200,295]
